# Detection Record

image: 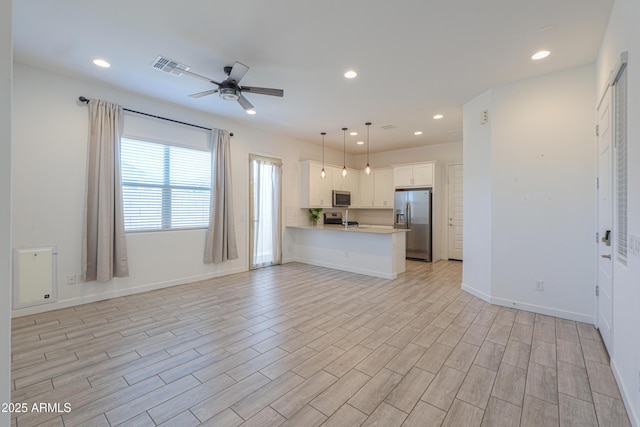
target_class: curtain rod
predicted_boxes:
[78,96,233,136]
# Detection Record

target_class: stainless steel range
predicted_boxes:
[324,212,358,227]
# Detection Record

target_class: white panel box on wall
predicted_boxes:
[13,247,57,309]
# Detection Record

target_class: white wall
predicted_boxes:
[491,65,596,320]
[11,63,351,316]
[597,0,640,423]
[1,0,12,423]
[462,89,493,298]
[463,64,597,323]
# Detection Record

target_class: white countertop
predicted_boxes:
[287,224,408,234]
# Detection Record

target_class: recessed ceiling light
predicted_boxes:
[414,131,423,135]
[357,141,364,145]
[344,70,358,79]
[246,109,256,115]
[433,114,444,120]
[93,58,111,68]
[531,50,550,60]
[350,132,358,136]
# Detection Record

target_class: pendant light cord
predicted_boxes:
[320,132,326,179]
[321,132,326,166]
[366,122,371,165]
[342,128,348,177]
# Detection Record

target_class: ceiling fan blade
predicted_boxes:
[179,69,220,85]
[229,62,249,83]
[241,86,284,97]
[237,94,254,111]
[189,89,219,98]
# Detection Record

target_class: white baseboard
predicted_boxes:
[611,358,640,427]
[11,266,247,318]
[461,282,595,324]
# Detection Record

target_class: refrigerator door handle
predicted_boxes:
[406,202,411,228]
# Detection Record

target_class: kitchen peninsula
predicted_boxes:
[287,224,407,279]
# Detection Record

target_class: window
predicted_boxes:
[120,138,211,232]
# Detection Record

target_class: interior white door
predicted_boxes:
[448,164,463,260]
[596,89,613,354]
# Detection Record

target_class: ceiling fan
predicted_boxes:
[175,61,283,113]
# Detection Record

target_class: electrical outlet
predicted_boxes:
[480,109,489,124]
[535,280,544,291]
[67,274,76,285]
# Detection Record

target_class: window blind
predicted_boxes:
[615,67,628,264]
[120,138,211,232]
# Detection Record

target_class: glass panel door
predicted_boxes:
[249,155,282,269]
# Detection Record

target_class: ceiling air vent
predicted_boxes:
[151,56,190,76]
[380,124,396,130]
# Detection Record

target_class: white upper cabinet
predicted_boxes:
[300,161,333,208]
[373,168,393,207]
[358,168,393,208]
[393,162,434,188]
[332,167,358,193]
[359,171,374,207]
[300,161,360,208]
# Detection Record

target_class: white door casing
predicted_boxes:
[448,164,463,260]
[596,88,613,354]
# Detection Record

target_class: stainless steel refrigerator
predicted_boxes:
[394,188,432,261]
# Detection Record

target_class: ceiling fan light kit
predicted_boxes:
[155,58,284,113]
[156,56,374,173]
[219,86,239,101]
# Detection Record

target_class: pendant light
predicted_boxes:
[365,122,372,175]
[341,127,348,178]
[320,132,327,179]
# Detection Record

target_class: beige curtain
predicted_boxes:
[204,129,238,263]
[81,99,129,282]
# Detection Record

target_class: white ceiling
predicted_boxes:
[13,0,613,153]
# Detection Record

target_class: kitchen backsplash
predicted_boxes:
[355,209,394,226]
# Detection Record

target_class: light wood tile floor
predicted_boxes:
[11,261,631,426]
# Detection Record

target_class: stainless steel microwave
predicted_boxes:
[332,190,351,207]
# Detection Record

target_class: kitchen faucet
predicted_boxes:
[344,208,349,228]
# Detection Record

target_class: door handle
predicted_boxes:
[406,202,411,228]
[601,254,611,259]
